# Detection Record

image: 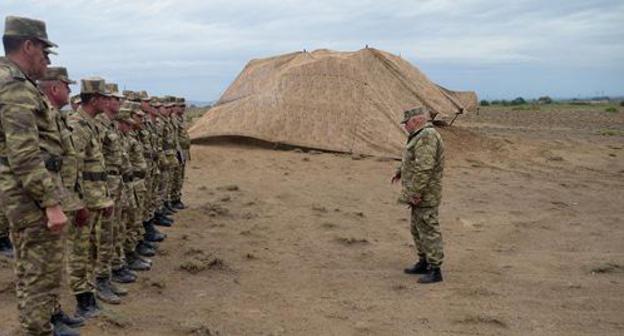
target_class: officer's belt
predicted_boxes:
[0,155,62,173]
[83,171,108,182]
[122,173,134,183]
[133,171,146,179]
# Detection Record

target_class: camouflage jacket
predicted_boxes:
[128,130,147,194]
[67,108,113,209]
[162,116,178,167]
[0,57,67,228]
[118,132,134,208]
[52,106,84,211]
[95,114,123,201]
[398,123,445,208]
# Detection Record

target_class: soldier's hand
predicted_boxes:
[409,195,422,206]
[391,172,401,184]
[45,205,68,233]
[102,206,115,219]
[75,208,90,228]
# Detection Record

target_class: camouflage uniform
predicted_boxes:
[112,119,134,272]
[127,125,148,250]
[0,209,8,239]
[0,16,66,334]
[66,106,113,295]
[94,112,123,280]
[139,115,157,221]
[399,119,445,268]
[171,98,190,204]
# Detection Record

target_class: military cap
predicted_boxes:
[105,83,125,99]
[149,96,162,107]
[138,90,150,101]
[80,76,109,95]
[3,16,57,48]
[400,106,427,124]
[115,107,136,125]
[163,95,176,107]
[70,94,81,104]
[41,66,76,84]
[125,100,146,117]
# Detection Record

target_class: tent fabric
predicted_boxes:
[189,48,477,158]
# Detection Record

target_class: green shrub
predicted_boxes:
[605,107,617,113]
[480,100,490,106]
[511,97,526,105]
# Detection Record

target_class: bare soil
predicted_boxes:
[1,105,623,336]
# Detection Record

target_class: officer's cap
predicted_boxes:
[42,66,75,84]
[3,16,58,48]
[400,106,427,124]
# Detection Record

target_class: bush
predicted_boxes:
[511,97,526,105]
[480,100,490,106]
[605,107,617,113]
[538,96,553,104]
[490,100,501,105]
[620,101,624,107]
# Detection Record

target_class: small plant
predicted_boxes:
[599,129,624,136]
[605,106,617,113]
[479,99,490,106]
[620,101,624,107]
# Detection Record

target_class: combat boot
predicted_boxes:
[418,267,443,284]
[144,222,166,242]
[75,293,99,319]
[96,277,121,304]
[136,242,156,257]
[0,236,14,258]
[127,252,151,271]
[153,212,173,227]
[172,199,185,210]
[51,314,80,336]
[52,310,84,328]
[165,202,178,214]
[112,267,136,284]
[404,256,429,275]
[140,239,159,250]
[109,281,128,297]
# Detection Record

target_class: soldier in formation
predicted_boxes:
[0,15,191,336]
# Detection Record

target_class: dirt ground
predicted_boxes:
[1,104,623,336]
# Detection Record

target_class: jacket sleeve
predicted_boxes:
[0,82,61,208]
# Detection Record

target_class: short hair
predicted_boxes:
[2,35,40,55]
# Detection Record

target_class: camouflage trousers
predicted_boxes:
[94,206,119,279]
[410,206,444,267]
[66,209,102,295]
[112,208,130,270]
[143,170,157,221]
[170,158,185,202]
[157,168,170,209]
[10,220,64,336]
[0,209,8,238]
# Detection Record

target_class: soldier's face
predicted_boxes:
[25,40,49,80]
[404,115,426,133]
[107,97,121,113]
[56,82,70,107]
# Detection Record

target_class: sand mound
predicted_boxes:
[190,48,477,158]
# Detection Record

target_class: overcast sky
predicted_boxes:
[1,0,622,101]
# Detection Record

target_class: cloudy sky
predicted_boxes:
[1,0,622,101]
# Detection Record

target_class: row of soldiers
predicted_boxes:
[0,16,191,336]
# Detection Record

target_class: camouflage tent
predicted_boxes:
[190,48,477,158]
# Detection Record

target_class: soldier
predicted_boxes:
[139,94,168,241]
[160,97,180,217]
[0,15,72,336]
[150,97,175,227]
[93,82,126,304]
[66,77,115,319]
[39,66,91,333]
[391,106,445,284]
[70,94,80,111]
[170,97,190,209]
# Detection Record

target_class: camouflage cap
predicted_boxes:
[164,95,176,107]
[124,101,146,117]
[3,16,57,47]
[70,94,81,104]
[41,66,76,84]
[400,106,427,124]
[115,107,136,125]
[138,90,150,101]
[80,76,109,95]
[105,83,125,99]
[149,96,162,107]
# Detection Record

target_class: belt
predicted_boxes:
[133,171,146,179]
[83,171,108,182]
[122,173,134,183]
[0,155,62,173]
[107,170,120,176]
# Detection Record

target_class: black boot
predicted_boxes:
[108,280,128,297]
[165,202,178,214]
[153,212,173,227]
[0,236,14,258]
[96,277,121,304]
[127,252,151,271]
[172,199,185,210]
[404,256,429,275]
[418,267,443,284]
[112,267,136,284]
[144,221,166,242]
[51,314,80,336]
[52,310,85,328]
[140,240,159,250]
[75,292,99,319]
[136,242,156,257]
